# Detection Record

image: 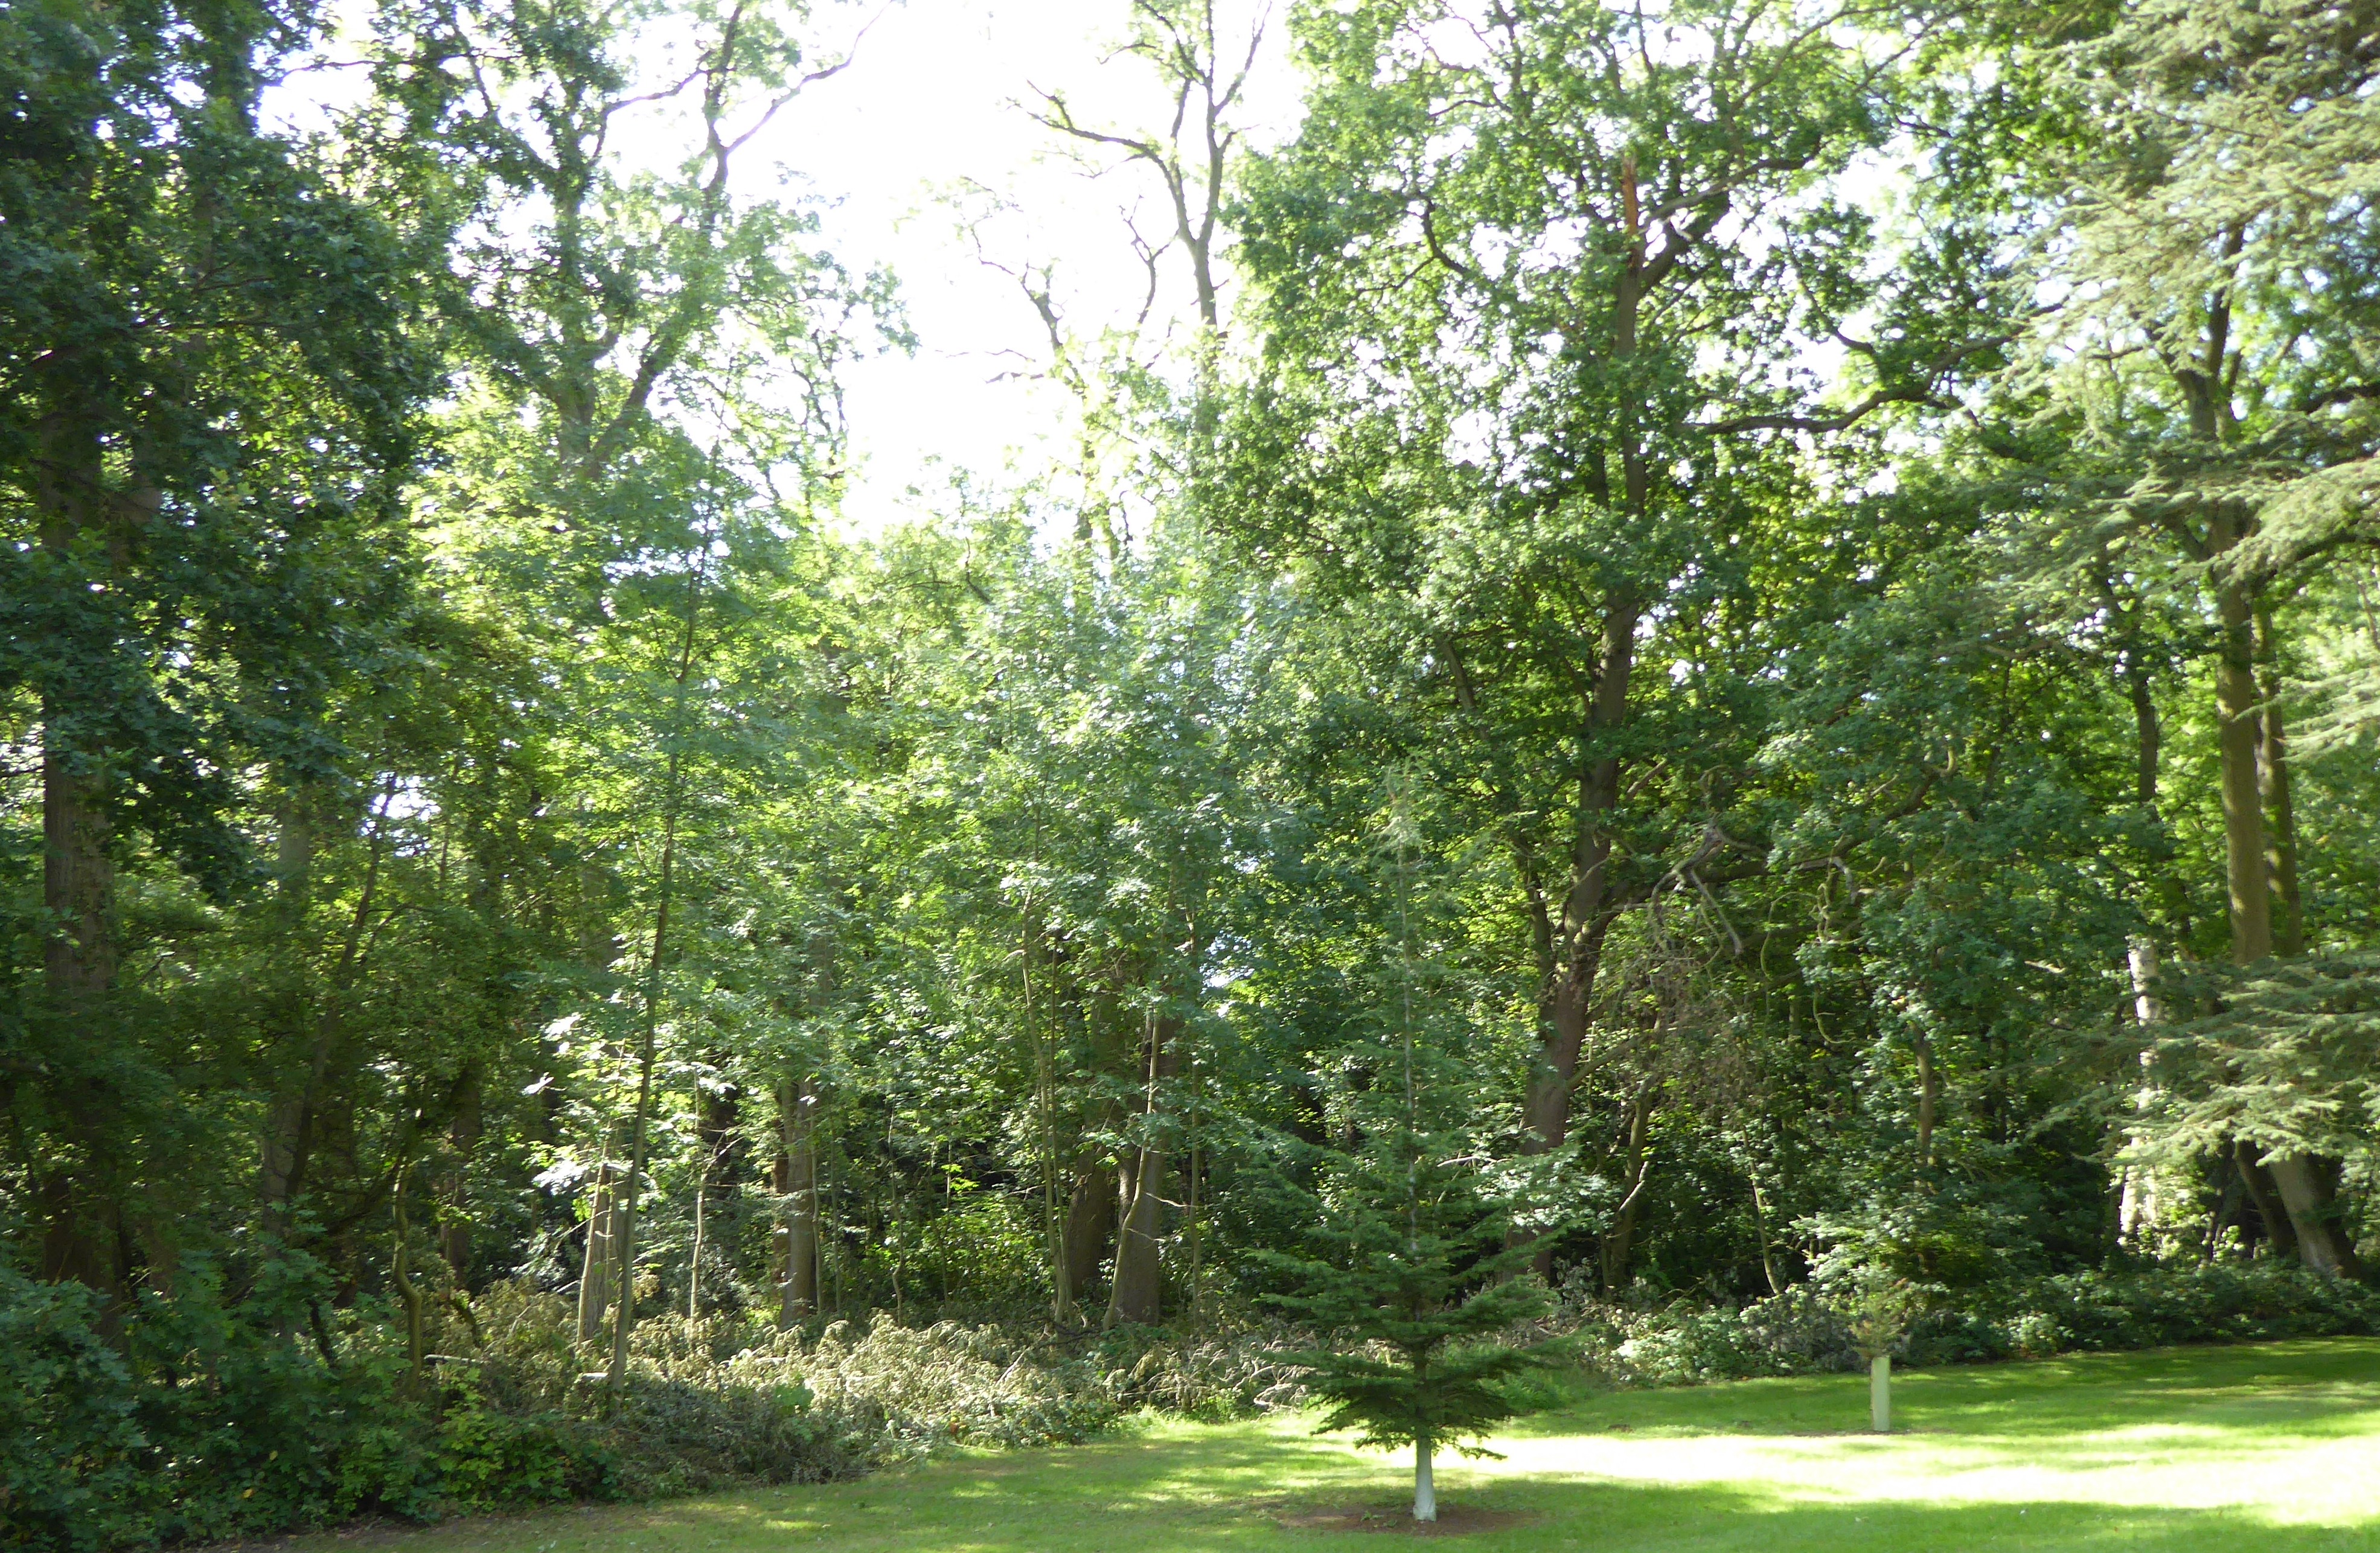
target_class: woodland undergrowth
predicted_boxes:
[9,1261,2380,1551]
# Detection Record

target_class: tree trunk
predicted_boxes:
[259,781,393,1227]
[2119,940,2166,1246]
[577,1161,617,1342]
[1107,1143,1168,1327]
[1913,1032,1937,1169]
[440,1060,482,1278]
[1520,165,1657,1191]
[1061,1136,1116,1312]
[1106,1017,1179,1328]
[1413,1432,1436,1523]
[2264,1153,2364,1280]
[1599,1089,1655,1293]
[776,1079,819,1324]
[35,398,123,1303]
[604,566,702,1397]
[2203,1153,2244,1262]
[1515,597,1636,1280]
[2213,600,2358,1276]
[2254,607,2305,957]
[2211,560,2273,965]
[2233,1141,2298,1266]
[2128,653,2161,809]
[1750,1178,1783,1296]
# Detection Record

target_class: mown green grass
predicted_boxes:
[259,1339,2380,1551]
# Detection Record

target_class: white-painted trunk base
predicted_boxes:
[1414,1437,1436,1522]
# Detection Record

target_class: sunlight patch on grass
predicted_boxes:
[255,1338,2380,1553]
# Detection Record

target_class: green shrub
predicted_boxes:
[0,1270,149,1553]
[1557,1263,2380,1388]
[435,1397,616,1509]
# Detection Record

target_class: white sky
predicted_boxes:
[270,1,1894,537]
[750,0,1299,534]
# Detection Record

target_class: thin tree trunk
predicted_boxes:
[604,560,703,1395]
[440,1060,482,1278]
[2129,660,2161,809]
[392,1178,426,1386]
[1413,1431,1436,1523]
[2254,607,2305,957]
[1024,898,1075,1325]
[260,779,395,1220]
[577,1158,617,1342]
[2119,940,2164,1246]
[1913,1032,1937,1169]
[1750,1178,1783,1297]
[1600,1090,1655,1293]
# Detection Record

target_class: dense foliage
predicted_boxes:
[7,0,2380,1543]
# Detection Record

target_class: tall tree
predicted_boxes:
[1,0,431,1300]
[2010,0,2380,1274]
[1230,0,1969,1254]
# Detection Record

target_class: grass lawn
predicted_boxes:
[258,1339,2380,1551]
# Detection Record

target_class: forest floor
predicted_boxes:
[254,1338,2380,1552]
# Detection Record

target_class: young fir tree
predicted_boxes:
[1267,793,1565,1523]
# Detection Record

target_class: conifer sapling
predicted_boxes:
[1265,789,1568,1522]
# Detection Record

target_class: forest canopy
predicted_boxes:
[7,0,2380,1542]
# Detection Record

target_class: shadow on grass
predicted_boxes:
[675,1465,2375,1552]
[257,1430,2380,1553]
[260,1342,2380,1553]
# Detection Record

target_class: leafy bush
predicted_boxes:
[1919,1263,2380,1362]
[1085,1318,1311,1418]
[1553,1263,2380,1388]
[20,1255,2366,1550]
[433,1398,616,1510]
[0,1257,447,1551]
[0,1271,149,1553]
